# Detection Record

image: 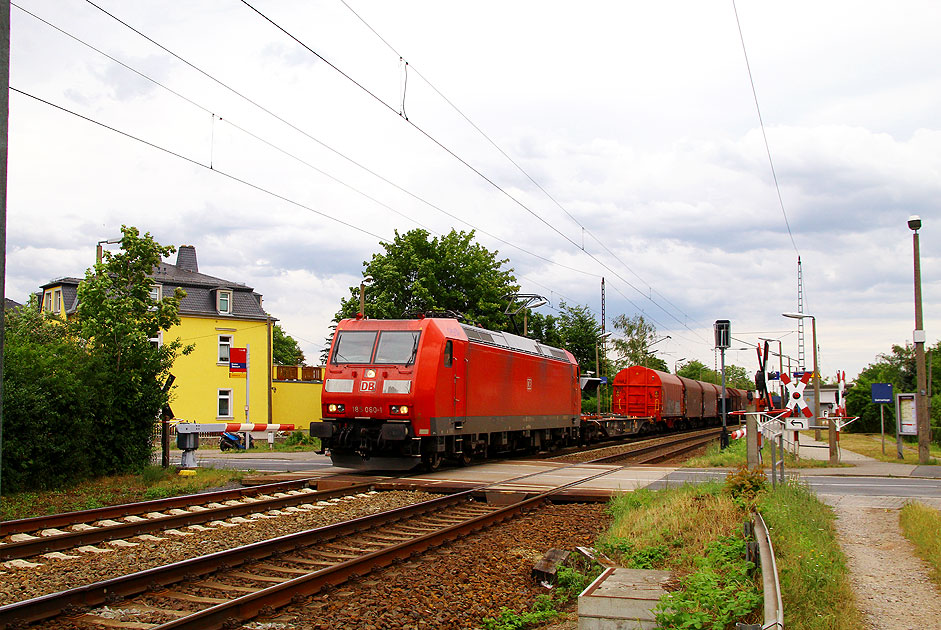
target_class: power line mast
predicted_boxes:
[797,256,805,372]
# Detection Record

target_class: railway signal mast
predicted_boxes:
[714,319,731,449]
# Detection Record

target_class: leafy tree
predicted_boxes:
[335,229,519,330]
[678,359,717,383]
[272,323,305,365]
[610,314,668,372]
[1,302,104,491]
[530,302,605,371]
[847,341,940,442]
[77,226,190,474]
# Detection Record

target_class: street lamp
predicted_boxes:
[783,312,834,463]
[908,215,931,464]
[596,332,612,415]
[358,275,373,317]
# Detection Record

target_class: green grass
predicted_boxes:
[899,501,941,588]
[599,480,763,629]
[214,430,321,453]
[1,466,246,520]
[683,435,836,469]
[757,480,864,630]
[829,432,940,465]
[479,565,601,630]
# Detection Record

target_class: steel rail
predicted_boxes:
[0,481,377,561]
[0,477,323,536]
[589,428,723,464]
[152,466,624,630]
[0,463,623,629]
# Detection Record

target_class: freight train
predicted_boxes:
[310,316,748,470]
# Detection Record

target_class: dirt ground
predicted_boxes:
[823,495,941,630]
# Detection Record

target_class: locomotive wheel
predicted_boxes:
[455,451,472,467]
[422,452,442,472]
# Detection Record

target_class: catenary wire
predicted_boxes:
[239,0,705,338]
[60,3,705,355]
[338,0,698,329]
[70,0,600,285]
[11,87,391,243]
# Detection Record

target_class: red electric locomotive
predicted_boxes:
[310,316,581,470]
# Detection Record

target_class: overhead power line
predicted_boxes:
[241,0,708,341]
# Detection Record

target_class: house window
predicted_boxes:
[217,290,232,314]
[149,331,163,348]
[218,389,233,418]
[53,289,62,314]
[149,284,162,302]
[43,291,53,312]
[218,335,232,363]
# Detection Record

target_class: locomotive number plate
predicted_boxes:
[361,381,377,392]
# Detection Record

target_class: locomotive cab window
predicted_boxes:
[331,331,378,364]
[444,340,453,367]
[374,331,420,364]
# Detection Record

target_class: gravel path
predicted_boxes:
[822,495,941,630]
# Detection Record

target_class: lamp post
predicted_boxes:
[783,312,832,463]
[674,358,686,374]
[358,275,373,317]
[596,332,612,415]
[908,215,931,464]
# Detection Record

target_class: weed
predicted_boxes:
[654,536,761,630]
[900,501,941,588]
[757,479,863,630]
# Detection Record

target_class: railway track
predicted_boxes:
[0,476,381,562]
[0,464,621,630]
[549,426,727,464]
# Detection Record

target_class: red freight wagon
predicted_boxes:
[677,376,704,419]
[312,316,581,470]
[611,366,684,425]
[702,382,719,417]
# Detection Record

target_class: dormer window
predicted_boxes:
[217,290,233,315]
[43,290,53,312]
[53,289,62,313]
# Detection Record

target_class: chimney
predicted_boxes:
[176,245,198,272]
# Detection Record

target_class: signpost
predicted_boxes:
[871,383,893,455]
[895,392,917,460]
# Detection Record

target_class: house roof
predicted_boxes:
[38,246,270,321]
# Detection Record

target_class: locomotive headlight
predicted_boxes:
[327,403,345,414]
[365,369,377,378]
[328,404,337,413]
[390,405,410,415]
[399,405,409,414]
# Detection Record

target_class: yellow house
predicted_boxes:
[38,245,321,427]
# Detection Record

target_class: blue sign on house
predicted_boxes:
[871,383,893,404]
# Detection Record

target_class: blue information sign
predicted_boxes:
[871,383,893,404]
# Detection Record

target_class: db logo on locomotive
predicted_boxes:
[360,381,376,392]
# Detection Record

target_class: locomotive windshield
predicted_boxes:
[331,331,377,364]
[374,331,420,365]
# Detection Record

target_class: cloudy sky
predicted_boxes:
[8,0,940,380]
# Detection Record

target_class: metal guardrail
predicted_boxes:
[754,511,784,630]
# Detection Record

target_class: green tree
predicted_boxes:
[335,229,519,330]
[678,359,717,384]
[847,342,941,442]
[610,314,668,372]
[1,302,104,491]
[530,302,604,370]
[272,323,305,365]
[77,226,190,474]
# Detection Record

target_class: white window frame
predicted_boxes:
[149,331,164,348]
[149,284,162,302]
[53,289,62,314]
[217,290,233,315]
[43,290,53,312]
[218,334,233,364]
[217,389,234,419]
